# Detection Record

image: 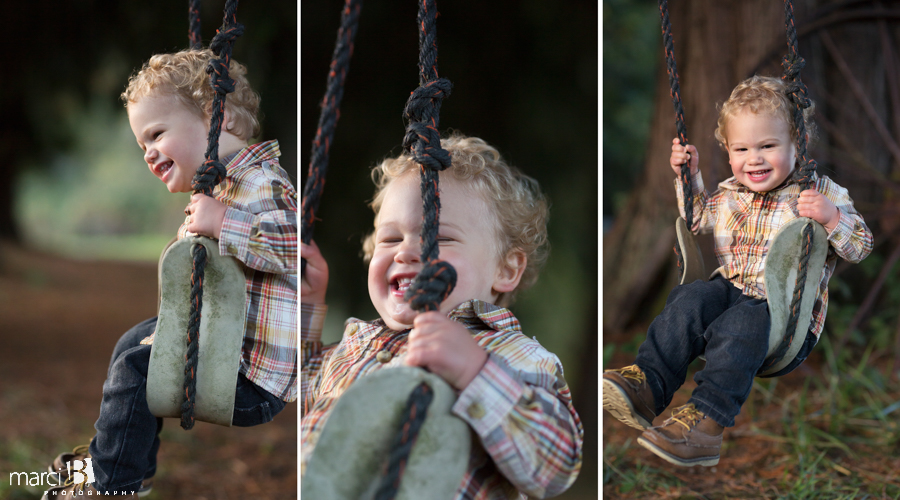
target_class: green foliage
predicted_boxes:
[603,0,659,217]
[15,94,188,260]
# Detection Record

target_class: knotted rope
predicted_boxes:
[402,0,457,312]
[181,0,243,431]
[301,0,363,276]
[761,0,818,373]
[374,382,434,500]
[658,0,693,230]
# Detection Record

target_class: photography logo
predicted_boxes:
[67,458,96,485]
[8,457,94,492]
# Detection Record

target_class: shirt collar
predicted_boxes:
[350,299,522,338]
[225,140,281,171]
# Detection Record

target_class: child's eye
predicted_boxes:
[152,131,163,140]
[437,237,454,243]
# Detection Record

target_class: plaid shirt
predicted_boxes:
[676,170,873,338]
[144,140,298,402]
[301,300,583,499]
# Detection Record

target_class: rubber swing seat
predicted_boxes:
[146,236,247,427]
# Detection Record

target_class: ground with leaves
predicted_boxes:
[603,327,900,499]
[0,243,296,499]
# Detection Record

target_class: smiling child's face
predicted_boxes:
[128,93,209,193]
[367,172,509,331]
[725,108,797,193]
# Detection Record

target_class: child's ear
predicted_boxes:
[493,249,527,295]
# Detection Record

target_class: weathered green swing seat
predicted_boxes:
[146,236,247,427]
[302,367,471,500]
[675,216,828,376]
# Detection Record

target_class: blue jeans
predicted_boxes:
[88,317,286,494]
[635,276,815,427]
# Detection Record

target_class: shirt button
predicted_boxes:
[466,402,486,419]
[226,244,237,254]
[376,350,392,363]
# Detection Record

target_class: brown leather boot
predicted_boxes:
[637,403,724,467]
[602,364,656,429]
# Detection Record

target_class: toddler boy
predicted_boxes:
[301,134,583,498]
[43,49,297,498]
[603,75,873,467]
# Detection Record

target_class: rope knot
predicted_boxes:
[192,159,227,195]
[403,78,453,171]
[793,158,817,188]
[781,54,806,80]
[210,22,245,55]
[207,59,237,94]
[404,259,457,312]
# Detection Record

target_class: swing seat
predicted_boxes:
[302,366,471,500]
[675,216,828,376]
[147,236,247,427]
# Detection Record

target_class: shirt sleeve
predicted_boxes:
[301,302,328,417]
[674,168,715,234]
[451,351,583,498]
[218,176,298,274]
[818,177,873,264]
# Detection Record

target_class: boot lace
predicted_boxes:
[608,364,645,384]
[666,403,704,431]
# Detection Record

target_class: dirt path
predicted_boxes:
[0,242,296,499]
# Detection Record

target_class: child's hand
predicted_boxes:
[798,189,840,232]
[185,194,227,239]
[404,311,488,391]
[670,138,699,176]
[300,240,329,304]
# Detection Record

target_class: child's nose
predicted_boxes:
[395,239,421,263]
[144,148,157,164]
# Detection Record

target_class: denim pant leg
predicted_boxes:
[104,317,164,480]
[232,374,287,427]
[90,330,157,493]
[635,277,739,417]
[689,295,770,427]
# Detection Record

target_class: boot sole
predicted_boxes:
[636,435,720,467]
[602,378,653,430]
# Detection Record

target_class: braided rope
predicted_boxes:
[658,0,693,230]
[188,0,202,50]
[181,0,243,430]
[402,0,457,312]
[761,0,818,373]
[374,382,434,500]
[300,0,362,276]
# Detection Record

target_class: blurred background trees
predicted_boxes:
[0,0,296,259]
[302,2,598,497]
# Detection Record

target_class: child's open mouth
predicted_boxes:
[747,169,771,182]
[391,276,415,297]
[156,161,174,181]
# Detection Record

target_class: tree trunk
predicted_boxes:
[604,0,896,333]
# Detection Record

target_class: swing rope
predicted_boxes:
[374,382,434,500]
[658,0,693,230]
[760,0,818,372]
[657,0,818,372]
[189,0,202,50]
[300,0,363,276]
[401,0,457,313]
[181,0,243,430]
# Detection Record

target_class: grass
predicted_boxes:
[603,330,900,499]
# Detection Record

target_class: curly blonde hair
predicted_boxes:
[121,49,261,140]
[715,75,816,149]
[362,134,550,306]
